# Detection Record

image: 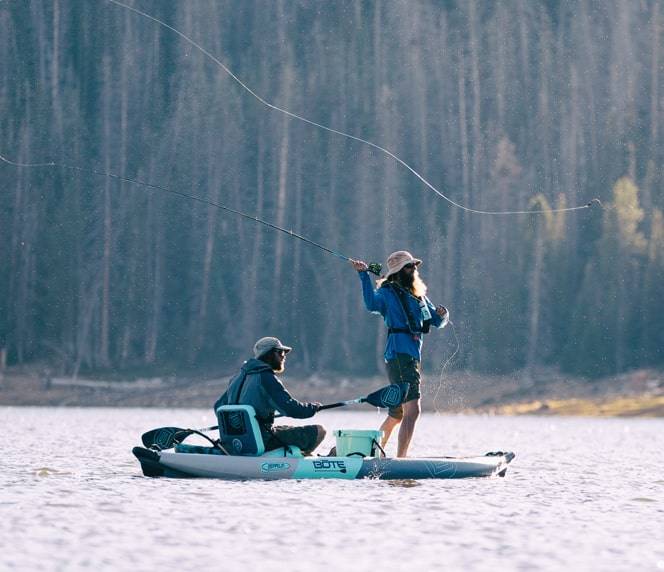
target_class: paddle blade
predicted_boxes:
[364,383,409,409]
[141,426,189,450]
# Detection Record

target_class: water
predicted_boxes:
[1,407,662,571]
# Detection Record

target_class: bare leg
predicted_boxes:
[379,415,401,448]
[396,399,421,458]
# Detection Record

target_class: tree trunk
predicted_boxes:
[526,219,545,369]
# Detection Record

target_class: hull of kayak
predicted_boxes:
[132,447,515,480]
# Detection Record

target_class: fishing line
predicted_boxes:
[2,1,602,396]
[0,152,382,274]
[105,0,600,216]
[1,146,457,399]
[432,320,460,413]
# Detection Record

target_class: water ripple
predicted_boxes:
[0,407,662,571]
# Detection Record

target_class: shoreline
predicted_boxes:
[0,367,662,417]
[475,395,664,418]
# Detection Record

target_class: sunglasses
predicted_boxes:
[403,263,417,270]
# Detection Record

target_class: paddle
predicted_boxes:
[141,424,217,450]
[140,382,409,449]
[316,381,409,411]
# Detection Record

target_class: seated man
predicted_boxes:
[214,337,326,455]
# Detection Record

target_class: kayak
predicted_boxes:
[135,408,515,480]
[132,445,515,480]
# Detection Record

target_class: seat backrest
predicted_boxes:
[216,404,265,456]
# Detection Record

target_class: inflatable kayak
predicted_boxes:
[132,445,515,480]
[134,406,515,480]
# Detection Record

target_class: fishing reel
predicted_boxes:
[367,262,382,276]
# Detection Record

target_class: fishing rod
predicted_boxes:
[0,153,383,276]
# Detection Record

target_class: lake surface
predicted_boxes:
[1,407,662,571]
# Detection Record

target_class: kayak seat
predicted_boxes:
[216,404,265,456]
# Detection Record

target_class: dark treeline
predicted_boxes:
[1,0,662,379]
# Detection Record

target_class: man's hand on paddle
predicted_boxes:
[350,259,368,272]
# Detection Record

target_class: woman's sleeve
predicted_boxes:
[359,271,387,315]
[427,297,448,328]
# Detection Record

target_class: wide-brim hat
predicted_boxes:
[385,250,422,278]
[253,337,292,358]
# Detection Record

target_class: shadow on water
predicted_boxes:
[385,479,422,488]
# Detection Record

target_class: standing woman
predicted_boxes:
[351,251,449,457]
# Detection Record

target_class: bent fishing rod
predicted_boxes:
[2,151,463,385]
[0,153,383,276]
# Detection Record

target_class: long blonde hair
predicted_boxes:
[377,269,427,298]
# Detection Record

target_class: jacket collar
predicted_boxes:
[242,357,274,374]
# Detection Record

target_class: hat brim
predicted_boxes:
[256,345,292,359]
[387,258,422,278]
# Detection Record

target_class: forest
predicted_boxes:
[1,0,662,379]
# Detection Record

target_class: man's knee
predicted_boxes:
[314,425,326,445]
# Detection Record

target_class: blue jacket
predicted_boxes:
[358,271,447,361]
[214,358,318,433]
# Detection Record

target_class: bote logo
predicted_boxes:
[260,462,291,473]
[380,383,405,408]
[313,459,347,473]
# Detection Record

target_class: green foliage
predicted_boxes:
[566,177,651,376]
[612,177,647,254]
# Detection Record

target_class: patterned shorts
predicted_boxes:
[385,352,421,420]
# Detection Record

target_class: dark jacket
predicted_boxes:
[214,358,318,432]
